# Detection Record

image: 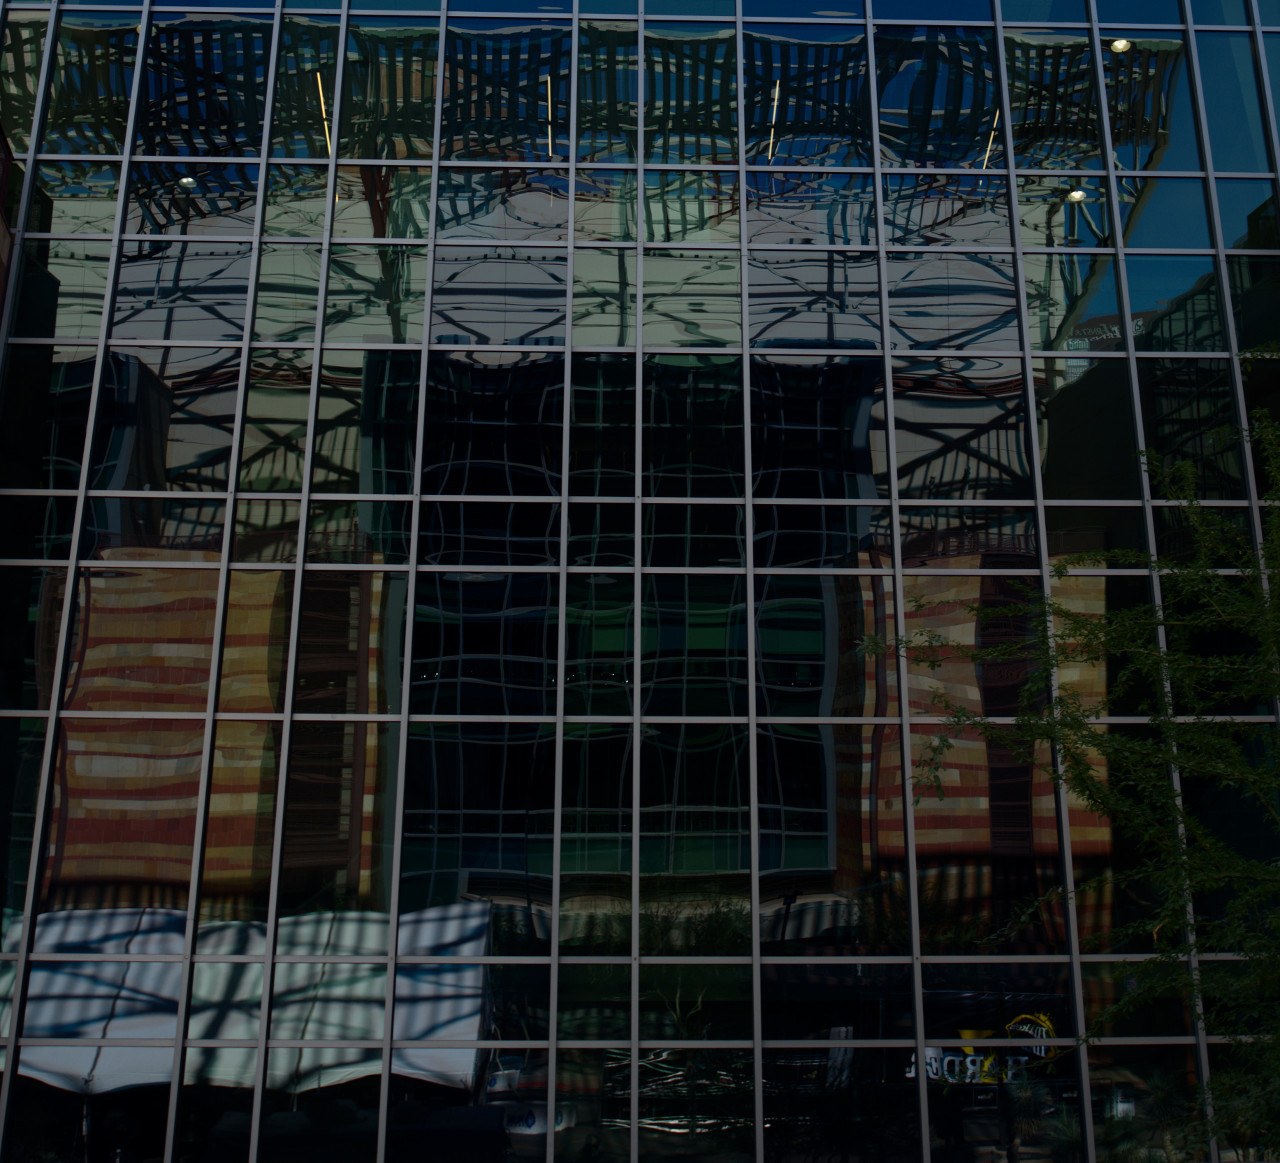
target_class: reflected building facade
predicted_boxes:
[0,0,1278,1159]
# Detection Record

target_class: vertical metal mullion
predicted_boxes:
[544,8,578,1159]
[863,11,930,1162]
[242,4,337,1156]
[630,12,645,1158]
[730,5,763,1160]
[0,0,153,1147]
[994,5,1099,1159]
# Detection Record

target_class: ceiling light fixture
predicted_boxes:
[1066,188,1087,203]
[1110,38,1132,52]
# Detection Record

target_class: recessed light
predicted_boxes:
[1066,188,1088,203]
[178,176,198,189]
[1110,38,1132,52]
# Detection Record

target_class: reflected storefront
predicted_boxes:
[0,0,1276,1159]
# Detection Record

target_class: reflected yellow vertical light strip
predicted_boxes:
[981,108,1000,170]
[767,79,781,161]
[317,73,333,154]
[546,74,554,157]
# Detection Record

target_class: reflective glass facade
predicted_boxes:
[0,0,1277,1158]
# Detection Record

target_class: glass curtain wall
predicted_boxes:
[0,0,1276,1158]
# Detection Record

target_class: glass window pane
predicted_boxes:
[640,577,748,716]
[752,503,891,567]
[644,23,738,165]
[745,171,876,246]
[1103,33,1203,173]
[269,17,341,159]
[574,169,637,242]
[308,499,412,564]
[271,962,387,1040]
[262,1049,381,1163]
[885,252,1020,351]
[340,19,438,161]
[1216,178,1278,249]
[1196,31,1271,172]
[218,570,293,714]
[419,501,560,566]
[89,347,239,491]
[639,964,752,1038]
[1006,30,1106,171]
[254,243,323,343]
[0,345,95,490]
[112,242,251,343]
[0,12,49,153]
[137,16,271,158]
[187,963,263,1040]
[748,251,879,349]
[437,168,571,241]
[762,965,914,1038]
[276,722,398,955]
[196,721,280,955]
[399,724,555,956]
[1125,255,1226,352]
[876,26,999,170]
[421,351,564,496]
[124,161,258,236]
[570,353,635,496]
[883,174,1011,247]
[642,250,740,347]
[411,573,559,715]
[333,165,434,239]
[577,21,638,163]
[176,1048,256,1163]
[82,497,225,558]
[636,1049,754,1159]
[743,26,871,167]
[325,246,427,343]
[441,21,572,162]
[11,239,111,342]
[644,354,743,497]
[239,349,313,493]
[1017,176,1111,247]
[431,247,568,346]
[644,170,738,243]
[1022,253,1123,351]
[30,161,119,234]
[40,16,139,155]
[1117,177,1211,249]
[263,164,329,236]
[564,573,633,715]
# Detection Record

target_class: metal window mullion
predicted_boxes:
[731,6,763,1160]
[994,8,1100,1159]
[544,8,579,1155]
[375,6,447,1153]
[630,11,645,1155]
[0,0,155,1145]
[862,12,929,1162]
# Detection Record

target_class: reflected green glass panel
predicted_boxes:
[431,247,568,345]
[568,503,633,566]
[187,963,264,1040]
[577,22,638,162]
[643,354,743,497]
[571,353,635,497]
[643,251,740,347]
[30,162,119,233]
[564,574,633,716]
[113,243,251,343]
[638,724,751,921]
[644,23,737,165]
[644,170,738,243]
[340,19,438,160]
[11,240,111,342]
[39,16,138,155]
[276,722,398,955]
[270,17,341,159]
[399,724,555,956]
[239,349,313,493]
[640,965,752,1039]
[437,168,571,241]
[574,169,637,241]
[745,171,876,245]
[573,248,637,346]
[558,967,627,1038]
[195,721,280,955]
[263,164,329,237]
[254,243,323,343]
[743,25,871,167]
